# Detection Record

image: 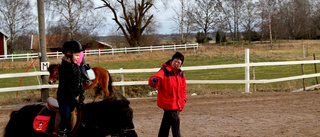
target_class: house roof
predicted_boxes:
[97,41,112,48]
[31,34,68,49]
[0,29,9,38]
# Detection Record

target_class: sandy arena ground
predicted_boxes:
[0,91,320,137]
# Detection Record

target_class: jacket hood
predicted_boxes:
[162,60,171,67]
[162,59,181,72]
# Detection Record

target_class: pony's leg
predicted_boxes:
[93,87,103,102]
[101,76,111,98]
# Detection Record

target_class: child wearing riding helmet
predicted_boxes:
[57,40,85,137]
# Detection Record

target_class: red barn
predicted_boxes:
[96,41,112,49]
[0,29,9,57]
[30,34,68,52]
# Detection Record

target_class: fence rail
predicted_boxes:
[0,44,199,61]
[0,49,320,93]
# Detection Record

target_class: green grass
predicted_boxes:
[1,41,320,105]
[1,52,319,91]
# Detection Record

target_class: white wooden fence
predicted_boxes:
[0,44,199,61]
[1,49,320,93]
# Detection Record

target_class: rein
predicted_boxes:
[93,124,135,136]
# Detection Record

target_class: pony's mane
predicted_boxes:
[48,64,59,71]
[87,92,130,108]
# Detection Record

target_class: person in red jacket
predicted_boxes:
[149,52,187,137]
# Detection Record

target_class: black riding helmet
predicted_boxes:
[62,40,83,56]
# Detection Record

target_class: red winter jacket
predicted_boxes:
[149,60,187,112]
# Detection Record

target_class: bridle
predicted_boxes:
[48,65,59,84]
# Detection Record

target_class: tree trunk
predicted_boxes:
[268,0,273,45]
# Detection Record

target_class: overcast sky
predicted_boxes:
[93,0,180,35]
[31,0,180,36]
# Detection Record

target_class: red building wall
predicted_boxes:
[0,34,4,56]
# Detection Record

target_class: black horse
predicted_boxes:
[4,94,138,137]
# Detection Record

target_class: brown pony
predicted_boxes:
[48,64,113,102]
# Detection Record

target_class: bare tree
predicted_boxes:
[171,0,193,43]
[241,0,259,43]
[44,0,105,41]
[187,0,219,43]
[267,0,273,44]
[98,0,155,47]
[0,0,36,53]
[217,0,244,41]
[257,0,276,41]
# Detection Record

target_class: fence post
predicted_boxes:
[174,44,176,51]
[245,49,250,93]
[252,66,256,92]
[120,68,125,96]
[301,64,306,91]
[162,45,164,51]
[302,40,305,58]
[138,46,140,53]
[112,48,114,55]
[151,46,152,52]
[11,54,13,62]
[185,44,187,51]
[27,53,29,61]
[125,47,127,54]
[314,54,319,84]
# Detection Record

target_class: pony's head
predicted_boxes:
[48,64,59,84]
[84,93,137,137]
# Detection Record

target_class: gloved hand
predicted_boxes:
[151,78,158,85]
[79,92,85,104]
[85,64,91,70]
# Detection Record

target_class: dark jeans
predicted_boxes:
[158,109,181,137]
[58,100,74,131]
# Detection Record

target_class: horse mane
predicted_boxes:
[48,64,59,71]
[86,92,130,109]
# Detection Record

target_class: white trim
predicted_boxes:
[97,41,112,48]
[30,35,33,49]
[0,29,9,38]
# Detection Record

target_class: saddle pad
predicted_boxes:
[33,115,50,133]
[33,107,57,135]
[87,69,96,80]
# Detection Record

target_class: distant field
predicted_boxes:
[0,40,320,105]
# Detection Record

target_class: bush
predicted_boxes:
[196,32,205,43]
[251,31,261,41]
[196,31,212,43]
[312,35,320,39]
[216,31,221,44]
[222,35,227,42]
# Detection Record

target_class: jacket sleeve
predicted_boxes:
[148,69,164,88]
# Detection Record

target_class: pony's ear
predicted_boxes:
[120,99,130,106]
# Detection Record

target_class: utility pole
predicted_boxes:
[180,0,184,44]
[37,0,49,102]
